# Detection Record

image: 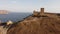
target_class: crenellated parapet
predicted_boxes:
[33,10,39,17]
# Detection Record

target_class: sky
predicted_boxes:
[0,0,60,13]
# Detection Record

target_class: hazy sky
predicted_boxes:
[0,0,60,13]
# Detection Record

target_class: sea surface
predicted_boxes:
[0,12,32,23]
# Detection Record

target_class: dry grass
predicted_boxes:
[7,15,60,34]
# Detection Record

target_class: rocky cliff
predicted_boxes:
[0,10,8,14]
[7,14,60,34]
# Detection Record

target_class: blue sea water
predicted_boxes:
[0,12,32,23]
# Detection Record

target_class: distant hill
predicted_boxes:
[0,10,8,14]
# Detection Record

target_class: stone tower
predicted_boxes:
[40,8,44,14]
[40,8,44,16]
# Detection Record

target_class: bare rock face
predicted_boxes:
[7,16,60,34]
[0,26,8,34]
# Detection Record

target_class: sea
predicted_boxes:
[0,12,32,23]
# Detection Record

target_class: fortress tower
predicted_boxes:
[40,8,44,16]
[33,8,45,17]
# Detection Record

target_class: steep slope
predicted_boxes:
[7,15,60,34]
[0,26,8,34]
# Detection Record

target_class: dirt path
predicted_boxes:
[0,26,8,34]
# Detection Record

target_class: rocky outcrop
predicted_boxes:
[7,8,60,34]
[0,26,8,34]
[7,15,60,34]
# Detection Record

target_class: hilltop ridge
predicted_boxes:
[7,8,60,34]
